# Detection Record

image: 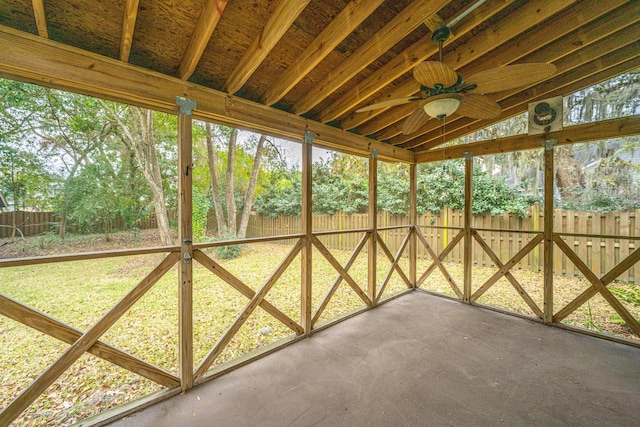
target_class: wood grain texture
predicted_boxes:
[178,0,228,80]
[224,0,311,94]
[31,0,47,38]
[262,0,384,105]
[119,0,139,62]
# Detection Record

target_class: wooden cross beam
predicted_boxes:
[376,230,413,304]
[415,227,462,298]
[416,229,464,287]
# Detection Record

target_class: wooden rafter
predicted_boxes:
[261,0,384,106]
[397,2,640,148]
[413,56,640,159]
[292,0,451,115]
[344,0,576,133]
[415,114,640,163]
[0,26,412,163]
[31,0,48,38]
[224,0,310,95]
[178,0,228,80]
[119,0,139,62]
[321,0,515,124]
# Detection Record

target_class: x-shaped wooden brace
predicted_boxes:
[0,252,180,425]
[471,234,544,303]
[415,227,463,299]
[193,238,304,380]
[472,230,543,318]
[312,235,373,308]
[312,232,369,326]
[375,230,412,304]
[553,235,640,337]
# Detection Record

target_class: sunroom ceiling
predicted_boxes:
[0,0,638,159]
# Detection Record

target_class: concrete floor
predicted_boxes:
[110,292,640,426]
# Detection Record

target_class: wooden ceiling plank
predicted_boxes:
[0,25,412,163]
[178,0,228,80]
[411,46,640,152]
[320,0,515,124]
[415,114,640,164]
[400,19,640,149]
[31,0,48,38]
[399,0,640,144]
[119,0,139,62]
[224,0,310,95]
[346,0,607,134]
[423,13,446,32]
[261,0,384,106]
[292,0,451,116]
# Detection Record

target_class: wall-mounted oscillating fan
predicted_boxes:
[527,96,563,135]
[356,25,558,135]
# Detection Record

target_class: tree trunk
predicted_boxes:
[238,135,266,238]
[225,128,237,234]
[205,123,226,234]
[101,101,173,246]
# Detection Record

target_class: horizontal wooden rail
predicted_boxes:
[418,225,464,230]
[0,246,179,268]
[555,231,640,240]
[473,227,542,234]
[312,228,372,236]
[377,225,413,231]
[193,233,304,249]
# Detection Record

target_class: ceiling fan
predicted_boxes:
[355,25,558,135]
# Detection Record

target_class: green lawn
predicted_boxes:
[1,235,638,425]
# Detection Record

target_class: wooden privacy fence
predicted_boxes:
[0,210,171,238]
[248,206,640,283]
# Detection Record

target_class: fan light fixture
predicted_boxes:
[423,97,460,119]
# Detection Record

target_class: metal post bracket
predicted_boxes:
[176,96,197,115]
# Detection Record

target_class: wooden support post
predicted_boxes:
[176,96,196,390]
[543,139,556,324]
[368,150,378,302]
[463,152,473,303]
[409,163,417,287]
[301,131,313,335]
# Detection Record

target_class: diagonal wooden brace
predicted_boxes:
[415,227,462,298]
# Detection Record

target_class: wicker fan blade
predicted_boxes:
[465,63,557,94]
[402,104,430,135]
[457,94,501,119]
[355,97,421,113]
[413,61,458,88]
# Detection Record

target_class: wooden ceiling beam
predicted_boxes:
[178,0,228,80]
[119,0,139,62]
[292,0,451,116]
[415,114,640,164]
[261,0,384,106]
[400,19,640,149]
[346,0,607,134]
[318,0,514,124]
[31,0,48,38]
[423,13,446,32]
[394,0,640,145]
[411,46,640,152]
[0,25,413,163]
[224,0,310,95]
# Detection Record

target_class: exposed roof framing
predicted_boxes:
[0,0,638,163]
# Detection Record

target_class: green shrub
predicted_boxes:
[213,230,243,259]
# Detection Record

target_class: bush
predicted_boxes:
[213,230,243,259]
